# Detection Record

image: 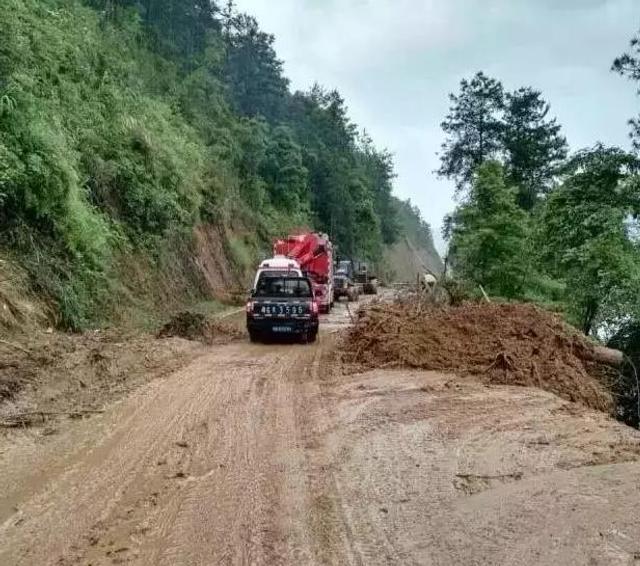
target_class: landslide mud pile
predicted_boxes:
[158,312,243,344]
[344,301,613,413]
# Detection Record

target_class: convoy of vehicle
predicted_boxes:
[247,231,378,342]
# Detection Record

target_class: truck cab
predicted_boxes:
[335,258,378,295]
[246,276,319,343]
[333,269,360,302]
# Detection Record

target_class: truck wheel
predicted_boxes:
[308,330,318,343]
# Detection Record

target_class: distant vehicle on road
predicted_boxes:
[333,269,360,302]
[336,259,378,295]
[246,276,319,344]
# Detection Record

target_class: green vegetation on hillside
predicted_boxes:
[0,0,436,328]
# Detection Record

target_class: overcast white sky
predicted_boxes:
[234,0,640,253]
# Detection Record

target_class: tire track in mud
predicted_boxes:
[0,344,294,565]
[148,346,311,566]
[0,337,357,566]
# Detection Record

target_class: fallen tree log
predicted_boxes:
[0,409,104,428]
[588,346,624,367]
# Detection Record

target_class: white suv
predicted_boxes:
[252,256,303,290]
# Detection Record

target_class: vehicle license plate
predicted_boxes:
[272,326,293,333]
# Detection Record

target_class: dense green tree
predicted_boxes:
[439,73,569,210]
[613,30,640,149]
[502,87,568,209]
[222,11,289,122]
[438,72,505,195]
[284,86,396,259]
[538,146,640,335]
[356,134,399,245]
[86,0,220,64]
[448,161,530,298]
[259,126,309,212]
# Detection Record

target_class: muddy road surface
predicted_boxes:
[1,299,640,565]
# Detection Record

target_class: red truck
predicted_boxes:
[273,232,334,313]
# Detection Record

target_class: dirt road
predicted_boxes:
[1,301,640,565]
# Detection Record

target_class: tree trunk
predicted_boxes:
[581,300,599,336]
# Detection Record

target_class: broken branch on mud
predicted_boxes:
[0,409,105,428]
[456,472,523,481]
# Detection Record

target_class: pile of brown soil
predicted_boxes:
[158,312,244,344]
[343,301,613,413]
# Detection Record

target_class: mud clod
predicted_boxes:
[157,312,243,344]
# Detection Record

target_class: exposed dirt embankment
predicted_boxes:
[343,300,613,413]
[0,330,203,428]
[1,221,251,338]
[107,223,247,329]
[0,255,51,332]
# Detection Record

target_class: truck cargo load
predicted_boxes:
[273,232,334,313]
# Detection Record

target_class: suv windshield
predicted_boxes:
[254,277,312,298]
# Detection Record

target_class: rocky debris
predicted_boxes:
[343,300,614,413]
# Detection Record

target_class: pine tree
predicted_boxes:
[613,30,640,149]
[438,72,504,195]
[223,13,289,122]
[502,87,568,210]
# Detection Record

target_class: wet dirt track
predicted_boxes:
[1,300,640,565]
